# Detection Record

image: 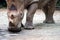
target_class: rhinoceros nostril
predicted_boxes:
[9,4,17,10]
[9,22,15,26]
[11,15,15,19]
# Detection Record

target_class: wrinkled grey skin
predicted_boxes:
[6,0,57,32]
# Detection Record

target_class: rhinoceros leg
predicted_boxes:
[7,0,24,32]
[43,0,57,23]
[25,3,38,30]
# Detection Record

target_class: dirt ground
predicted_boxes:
[0,9,60,40]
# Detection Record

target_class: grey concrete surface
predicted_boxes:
[0,9,60,40]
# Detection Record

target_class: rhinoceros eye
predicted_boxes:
[9,4,17,10]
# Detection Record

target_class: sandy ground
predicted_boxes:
[0,9,60,40]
